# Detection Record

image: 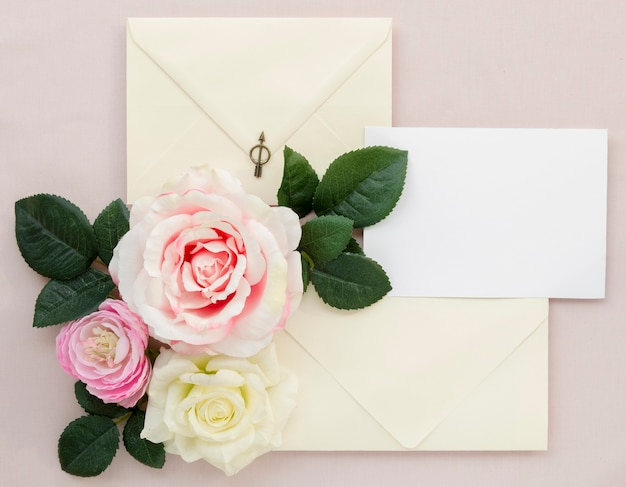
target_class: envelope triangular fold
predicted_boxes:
[127,18,392,204]
[127,18,391,155]
[285,294,548,448]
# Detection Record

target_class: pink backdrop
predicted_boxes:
[2,1,625,485]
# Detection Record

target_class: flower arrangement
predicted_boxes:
[14,146,407,477]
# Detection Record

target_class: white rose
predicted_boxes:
[141,343,297,475]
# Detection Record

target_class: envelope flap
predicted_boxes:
[286,295,548,448]
[127,18,391,154]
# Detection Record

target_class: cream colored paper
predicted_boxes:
[127,17,392,204]
[126,17,548,451]
[277,294,548,450]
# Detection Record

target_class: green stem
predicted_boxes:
[300,250,315,270]
[114,411,133,426]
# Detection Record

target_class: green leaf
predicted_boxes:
[344,237,364,255]
[277,146,320,218]
[15,194,98,280]
[313,146,408,228]
[58,415,119,477]
[311,253,391,310]
[123,411,166,469]
[75,382,130,418]
[299,215,354,263]
[93,199,130,266]
[33,269,115,328]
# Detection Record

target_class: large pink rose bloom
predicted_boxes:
[56,299,151,408]
[110,167,303,358]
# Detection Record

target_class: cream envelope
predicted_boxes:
[126,17,548,451]
[126,17,392,204]
[276,294,548,451]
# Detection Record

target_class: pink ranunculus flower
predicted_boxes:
[109,166,303,358]
[56,299,152,408]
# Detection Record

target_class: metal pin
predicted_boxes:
[249,131,271,178]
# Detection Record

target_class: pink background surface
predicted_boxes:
[2,1,625,485]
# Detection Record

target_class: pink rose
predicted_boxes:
[56,299,151,408]
[109,166,302,358]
